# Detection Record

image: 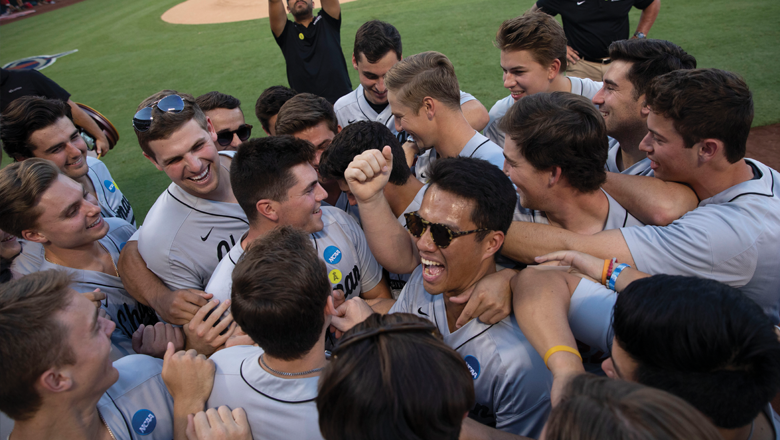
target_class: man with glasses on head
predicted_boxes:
[329,155,552,437]
[196,91,253,152]
[117,91,249,325]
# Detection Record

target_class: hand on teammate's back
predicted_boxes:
[132,322,185,358]
[452,268,516,329]
[184,299,237,356]
[162,343,216,407]
[186,407,252,440]
[159,289,214,326]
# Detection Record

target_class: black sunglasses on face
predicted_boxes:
[403,211,489,249]
[216,124,253,147]
[132,94,185,132]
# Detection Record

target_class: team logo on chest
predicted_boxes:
[132,409,157,435]
[464,355,481,380]
[323,246,342,264]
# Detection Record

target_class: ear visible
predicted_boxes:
[423,97,436,120]
[143,152,163,172]
[698,138,722,163]
[206,117,217,143]
[12,154,27,163]
[548,166,563,187]
[336,125,342,134]
[21,229,47,244]
[548,59,562,80]
[638,95,650,117]
[38,367,73,394]
[256,199,279,222]
[481,230,505,261]
[352,53,359,70]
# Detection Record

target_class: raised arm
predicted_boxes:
[346,146,421,274]
[268,0,288,38]
[68,100,110,158]
[502,222,635,266]
[635,0,660,36]
[462,99,489,132]
[118,241,212,325]
[602,172,697,226]
[320,0,341,20]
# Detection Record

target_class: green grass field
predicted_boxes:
[2,0,779,222]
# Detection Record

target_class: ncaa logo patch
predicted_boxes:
[104,180,116,193]
[132,409,157,436]
[323,246,342,264]
[2,49,79,71]
[464,355,480,380]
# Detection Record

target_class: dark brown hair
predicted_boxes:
[0,96,73,159]
[230,226,329,360]
[134,90,208,161]
[0,270,76,420]
[196,91,241,112]
[318,313,475,440]
[545,374,722,440]
[495,12,567,72]
[608,39,697,99]
[254,85,297,133]
[500,92,607,192]
[645,69,753,163]
[275,93,338,136]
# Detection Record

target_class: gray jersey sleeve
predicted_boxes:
[332,209,383,294]
[568,278,616,354]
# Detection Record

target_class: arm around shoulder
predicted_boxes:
[603,172,697,226]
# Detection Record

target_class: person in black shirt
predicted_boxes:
[269,0,352,105]
[532,0,660,81]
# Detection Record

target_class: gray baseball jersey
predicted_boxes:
[567,278,616,355]
[390,267,552,437]
[9,239,44,276]
[605,137,654,176]
[39,218,156,360]
[1,356,174,439]
[87,156,136,226]
[484,77,603,148]
[207,345,323,440]
[334,86,476,142]
[414,132,505,182]
[621,159,780,322]
[137,151,249,291]
[326,191,361,227]
[99,355,175,440]
[206,207,383,304]
[513,189,644,229]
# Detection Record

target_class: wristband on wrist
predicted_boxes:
[543,345,583,369]
[608,263,631,290]
[602,258,617,285]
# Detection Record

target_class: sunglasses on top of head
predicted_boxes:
[216,124,253,147]
[132,94,185,132]
[403,211,489,249]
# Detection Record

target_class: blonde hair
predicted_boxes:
[384,51,460,113]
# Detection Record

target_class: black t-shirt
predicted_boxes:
[537,0,655,60]
[0,68,71,113]
[274,9,352,105]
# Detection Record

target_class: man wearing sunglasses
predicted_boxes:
[118,91,249,326]
[330,157,553,437]
[196,91,253,152]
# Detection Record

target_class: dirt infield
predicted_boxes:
[161,0,360,25]
[746,123,780,170]
[0,0,87,25]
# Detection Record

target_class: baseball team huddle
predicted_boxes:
[1,0,780,439]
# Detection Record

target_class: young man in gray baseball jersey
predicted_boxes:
[0,159,156,359]
[386,51,505,181]
[501,69,780,323]
[0,270,215,440]
[333,20,488,143]
[207,226,332,439]
[1,96,135,226]
[332,157,552,437]
[118,91,248,325]
[195,91,253,152]
[511,266,780,440]
[206,135,389,308]
[503,92,643,234]
[484,12,602,148]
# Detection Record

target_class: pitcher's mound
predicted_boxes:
[162,0,359,25]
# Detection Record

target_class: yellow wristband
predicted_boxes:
[543,345,582,369]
